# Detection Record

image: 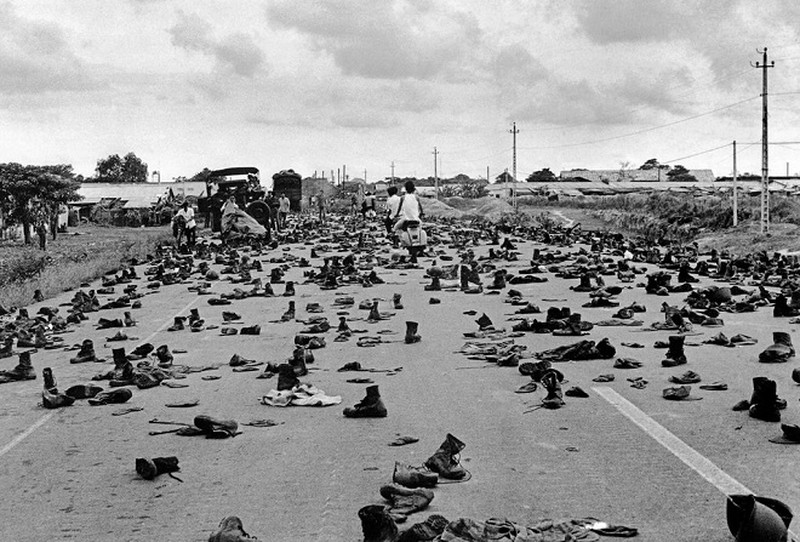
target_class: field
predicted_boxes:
[0,225,173,310]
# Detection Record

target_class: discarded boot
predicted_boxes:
[155,344,173,367]
[283,281,295,297]
[0,352,36,382]
[281,301,296,321]
[424,433,467,480]
[726,494,792,542]
[127,343,154,360]
[404,321,421,344]
[393,462,438,489]
[88,387,133,406]
[343,385,387,418]
[759,332,795,363]
[367,301,382,322]
[661,335,687,367]
[277,363,300,390]
[379,484,434,522]
[41,368,75,409]
[69,339,99,363]
[135,456,180,480]
[65,384,104,399]
[541,369,565,409]
[475,313,493,330]
[397,514,449,542]
[208,516,260,542]
[749,377,782,422]
[393,293,404,310]
[194,415,238,438]
[240,325,261,335]
[359,505,399,542]
[124,311,136,327]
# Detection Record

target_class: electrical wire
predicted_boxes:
[661,142,732,165]
[518,95,760,150]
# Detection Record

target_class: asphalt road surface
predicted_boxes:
[0,225,798,541]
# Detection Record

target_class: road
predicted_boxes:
[0,224,798,541]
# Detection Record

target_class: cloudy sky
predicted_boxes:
[2,0,800,182]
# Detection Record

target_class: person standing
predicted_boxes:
[278,193,290,229]
[317,190,327,223]
[175,200,197,247]
[265,191,280,232]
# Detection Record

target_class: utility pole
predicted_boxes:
[733,140,738,227]
[509,122,519,211]
[364,168,367,184]
[432,146,439,200]
[486,166,490,184]
[343,165,346,187]
[391,161,395,185]
[753,47,774,234]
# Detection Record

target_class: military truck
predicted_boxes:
[197,167,272,237]
[272,169,303,212]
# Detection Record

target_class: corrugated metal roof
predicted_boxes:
[75,182,208,208]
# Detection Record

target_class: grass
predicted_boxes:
[0,225,174,309]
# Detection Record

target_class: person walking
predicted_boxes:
[278,193,290,229]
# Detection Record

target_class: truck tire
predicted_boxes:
[246,200,271,225]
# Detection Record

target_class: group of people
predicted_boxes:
[172,181,425,249]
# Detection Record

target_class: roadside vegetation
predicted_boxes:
[0,225,173,309]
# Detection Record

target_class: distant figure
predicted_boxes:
[278,193,290,229]
[317,191,327,223]
[364,191,377,219]
[36,222,47,251]
[265,191,280,232]
[384,186,401,234]
[393,180,423,232]
[350,193,358,216]
[175,200,197,247]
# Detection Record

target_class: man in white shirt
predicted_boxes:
[393,180,423,232]
[175,200,197,247]
[278,193,290,229]
[384,186,401,234]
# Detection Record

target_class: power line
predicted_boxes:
[518,95,760,150]
[662,142,732,165]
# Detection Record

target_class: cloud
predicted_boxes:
[0,2,95,94]
[169,10,265,77]
[266,0,482,81]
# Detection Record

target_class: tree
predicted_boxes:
[0,163,81,245]
[666,164,697,182]
[526,168,556,182]
[495,171,514,184]
[639,158,661,170]
[93,152,148,183]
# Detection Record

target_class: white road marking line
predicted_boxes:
[0,411,54,459]
[0,295,201,460]
[594,386,797,540]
